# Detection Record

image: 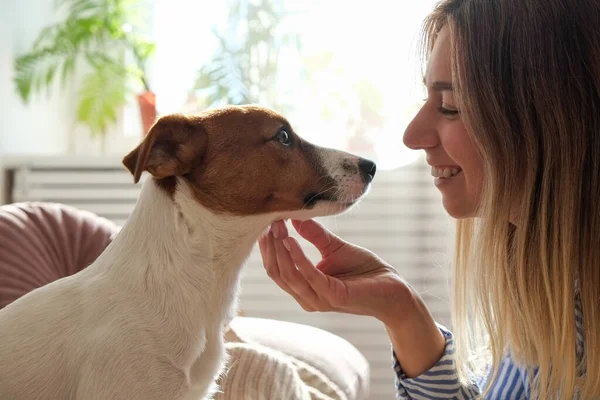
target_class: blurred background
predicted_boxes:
[0,0,453,398]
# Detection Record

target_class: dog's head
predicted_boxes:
[123,105,375,219]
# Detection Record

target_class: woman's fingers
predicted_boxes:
[283,236,341,305]
[291,219,346,257]
[260,220,345,312]
[262,221,288,284]
[263,232,281,280]
[273,237,321,309]
[262,227,316,311]
[270,219,288,240]
[258,234,269,268]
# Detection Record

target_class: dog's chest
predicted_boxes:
[174,270,242,356]
[207,257,247,322]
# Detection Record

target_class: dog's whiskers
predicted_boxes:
[301,185,337,210]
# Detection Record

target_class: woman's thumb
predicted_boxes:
[291,219,345,256]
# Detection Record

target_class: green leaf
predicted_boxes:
[60,55,76,89]
[133,41,155,62]
[76,62,127,136]
[14,75,32,103]
[45,63,57,86]
[13,50,65,102]
[63,0,104,19]
[14,0,155,111]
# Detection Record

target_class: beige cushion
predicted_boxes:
[215,342,314,400]
[228,317,370,400]
[223,323,350,400]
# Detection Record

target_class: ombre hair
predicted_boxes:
[421,0,600,398]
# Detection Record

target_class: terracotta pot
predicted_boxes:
[137,91,157,136]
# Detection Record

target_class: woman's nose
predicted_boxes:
[403,107,439,150]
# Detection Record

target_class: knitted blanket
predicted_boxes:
[214,326,348,400]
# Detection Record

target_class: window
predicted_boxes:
[150,0,439,170]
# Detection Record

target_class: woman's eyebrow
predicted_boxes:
[423,77,454,92]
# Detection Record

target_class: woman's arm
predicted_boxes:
[258,220,502,398]
[380,291,482,399]
[384,292,532,399]
[392,326,482,399]
[381,289,446,378]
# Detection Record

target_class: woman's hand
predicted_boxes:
[259,219,410,326]
[258,219,446,377]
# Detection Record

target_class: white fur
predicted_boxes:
[316,147,370,203]
[0,150,369,399]
[0,179,277,400]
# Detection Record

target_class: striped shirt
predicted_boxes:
[393,298,584,399]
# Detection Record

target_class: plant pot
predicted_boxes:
[137,91,157,136]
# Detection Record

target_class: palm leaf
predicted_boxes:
[14,48,72,102]
[15,0,154,136]
[14,12,111,102]
[77,60,127,135]
[194,50,251,107]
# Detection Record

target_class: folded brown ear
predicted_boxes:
[122,114,207,183]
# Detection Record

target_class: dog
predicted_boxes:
[0,105,376,400]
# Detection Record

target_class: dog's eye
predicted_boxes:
[276,129,292,146]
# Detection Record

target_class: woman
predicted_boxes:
[259,0,600,398]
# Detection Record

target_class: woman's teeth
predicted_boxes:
[431,167,461,178]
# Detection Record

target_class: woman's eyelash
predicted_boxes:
[420,98,460,116]
[438,106,459,116]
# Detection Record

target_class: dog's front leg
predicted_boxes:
[75,330,211,400]
[75,357,189,400]
[183,335,228,400]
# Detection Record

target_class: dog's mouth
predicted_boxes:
[303,191,361,209]
[303,192,334,208]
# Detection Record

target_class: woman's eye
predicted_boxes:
[276,129,292,146]
[438,105,459,117]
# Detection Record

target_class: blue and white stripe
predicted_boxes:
[393,298,585,399]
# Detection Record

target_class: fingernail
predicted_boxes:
[271,222,280,239]
[283,238,291,251]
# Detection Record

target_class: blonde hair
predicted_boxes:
[421,0,600,398]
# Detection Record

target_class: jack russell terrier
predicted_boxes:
[0,105,376,400]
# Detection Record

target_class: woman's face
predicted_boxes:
[403,27,483,219]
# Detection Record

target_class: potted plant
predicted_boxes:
[13,0,156,152]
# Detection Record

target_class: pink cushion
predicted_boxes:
[0,202,119,309]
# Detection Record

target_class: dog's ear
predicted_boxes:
[122,114,208,183]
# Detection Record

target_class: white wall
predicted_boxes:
[0,0,146,158]
[0,0,73,155]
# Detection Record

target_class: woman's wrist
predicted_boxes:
[374,278,420,328]
[378,283,446,377]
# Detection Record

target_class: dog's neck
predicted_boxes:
[98,177,274,324]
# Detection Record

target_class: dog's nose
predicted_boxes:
[358,158,376,183]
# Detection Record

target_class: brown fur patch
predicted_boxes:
[123,105,338,216]
[123,115,208,184]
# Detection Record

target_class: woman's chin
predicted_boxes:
[442,197,477,220]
